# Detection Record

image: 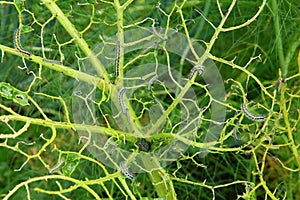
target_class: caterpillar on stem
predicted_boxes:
[141,41,158,54]
[153,97,164,113]
[13,28,31,56]
[152,26,167,41]
[118,87,128,114]
[233,121,240,140]
[188,64,205,80]
[43,58,62,65]
[119,161,134,180]
[115,39,120,77]
[147,75,158,91]
[241,103,266,122]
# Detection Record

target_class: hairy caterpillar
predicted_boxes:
[115,39,120,77]
[43,58,62,65]
[118,87,128,114]
[119,161,134,180]
[13,28,31,56]
[241,103,266,122]
[147,75,158,91]
[188,64,205,80]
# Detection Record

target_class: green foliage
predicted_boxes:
[0,82,29,106]
[62,153,80,177]
[0,0,299,200]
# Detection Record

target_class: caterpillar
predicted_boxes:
[188,64,205,80]
[141,41,158,54]
[13,28,31,56]
[188,67,198,80]
[147,75,158,91]
[48,159,65,175]
[118,87,128,114]
[104,140,116,160]
[152,26,167,41]
[115,39,120,77]
[233,122,240,141]
[43,58,62,65]
[108,144,116,157]
[153,97,165,112]
[119,161,134,180]
[241,103,266,122]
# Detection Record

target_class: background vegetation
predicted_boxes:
[0,0,299,199]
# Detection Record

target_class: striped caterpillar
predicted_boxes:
[115,39,120,77]
[241,103,266,122]
[147,75,158,91]
[188,64,205,80]
[118,87,128,114]
[13,28,31,56]
[119,161,134,180]
[43,58,62,65]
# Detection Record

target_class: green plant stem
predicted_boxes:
[114,0,124,79]
[251,148,278,200]
[203,0,237,54]
[209,54,274,99]
[144,157,176,200]
[270,0,286,78]
[0,113,137,142]
[2,173,119,200]
[152,0,268,133]
[280,83,300,167]
[118,177,137,200]
[41,0,144,134]
[113,0,143,131]
[113,1,176,192]
[41,0,110,81]
[0,44,143,137]
[0,45,110,93]
[284,34,300,70]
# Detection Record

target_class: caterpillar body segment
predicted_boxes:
[189,64,205,80]
[119,161,134,180]
[115,39,121,77]
[241,103,266,122]
[118,87,128,114]
[13,28,31,56]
